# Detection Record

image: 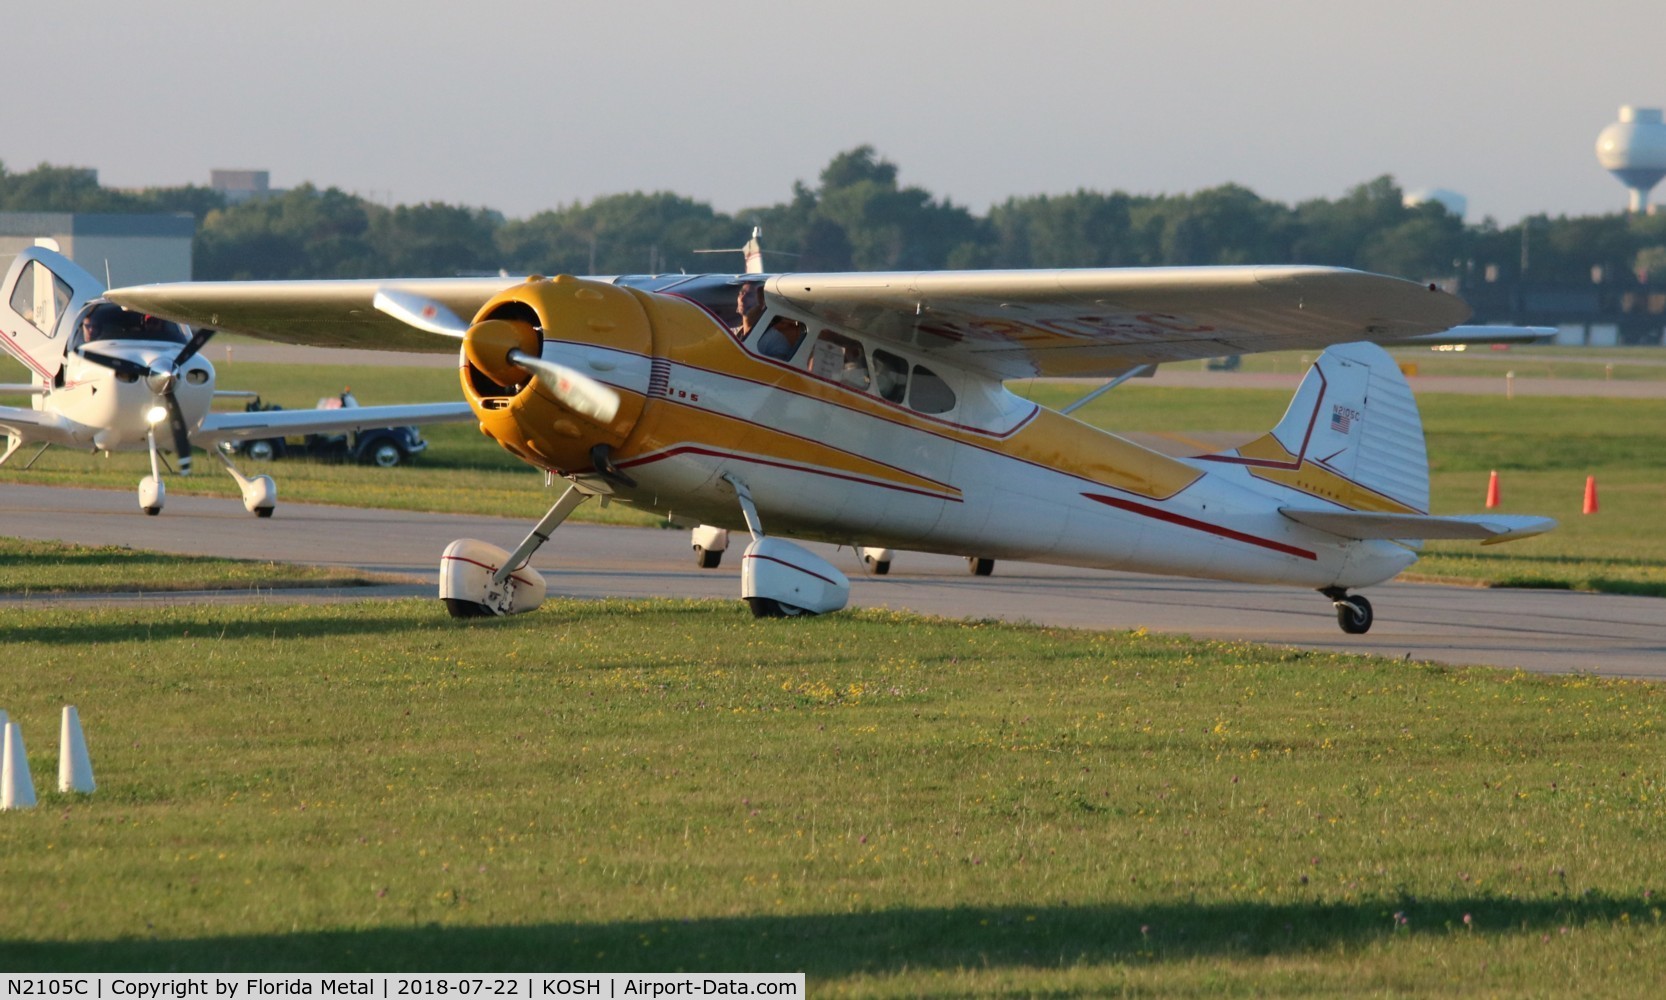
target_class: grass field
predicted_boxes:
[0,537,395,595]
[4,349,1664,592]
[2,599,1664,994]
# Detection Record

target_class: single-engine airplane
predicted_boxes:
[107,258,1555,632]
[0,247,474,516]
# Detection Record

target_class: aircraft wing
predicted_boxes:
[195,402,475,444]
[764,266,1472,379]
[111,265,1472,379]
[0,403,80,446]
[109,277,521,352]
[1279,508,1557,545]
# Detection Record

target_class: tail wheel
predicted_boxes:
[1335,595,1374,634]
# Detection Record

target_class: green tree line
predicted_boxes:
[6,147,1666,293]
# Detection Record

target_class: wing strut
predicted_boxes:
[1060,365,1153,415]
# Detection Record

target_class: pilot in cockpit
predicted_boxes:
[732,282,766,338]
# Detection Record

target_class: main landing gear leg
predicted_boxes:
[1321,586,1374,635]
[723,473,851,619]
[440,482,593,618]
[214,448,278,517]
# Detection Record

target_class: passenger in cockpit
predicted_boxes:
[756,317,806,360]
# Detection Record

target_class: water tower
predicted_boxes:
[1596,106,1666,213]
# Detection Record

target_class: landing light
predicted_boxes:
[145,405,169,426]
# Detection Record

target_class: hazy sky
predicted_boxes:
[13,1,1664,225]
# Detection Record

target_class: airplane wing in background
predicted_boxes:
[195,402,475,445]
[0,403,80,446]
[109,277,522,352]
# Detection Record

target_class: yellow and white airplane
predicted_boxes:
[106,259,1554,633]
[0,247,474,516]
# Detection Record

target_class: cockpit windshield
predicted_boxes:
[71,302,191,348]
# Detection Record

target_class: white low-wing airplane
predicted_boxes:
[107,260,1555,632]
[0,247,474,516]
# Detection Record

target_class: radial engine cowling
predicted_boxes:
[459,275,651,475]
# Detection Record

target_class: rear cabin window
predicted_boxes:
[908,364,956,414]
[9,261,73,337]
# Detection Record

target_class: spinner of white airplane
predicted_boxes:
[106,258,1556,633]
[0,248,474,516]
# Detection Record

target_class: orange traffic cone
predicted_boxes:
[1583,476,1598,514]
[1485,470,1500,509]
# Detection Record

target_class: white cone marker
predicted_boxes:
[59,706,95,794]
[3,721,36,809]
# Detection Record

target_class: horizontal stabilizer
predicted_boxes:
[1280,508,1557,544]
[1391,324,1556,346]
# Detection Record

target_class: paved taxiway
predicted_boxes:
[4,482,1661,680]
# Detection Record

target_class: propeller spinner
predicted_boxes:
[373,288,620,423]
[80,324,215,474]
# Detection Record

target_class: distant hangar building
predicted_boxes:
[0,211,195,286]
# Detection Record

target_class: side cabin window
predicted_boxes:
[808,330,870,391]
[909,364,956,414]
[870,349,908,403]
[754,316,807,360]
[9,261,73,337]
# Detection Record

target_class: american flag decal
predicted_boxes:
[1330,404,1358,434]
[648,358,671,397]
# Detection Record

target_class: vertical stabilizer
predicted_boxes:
[1219,342,1429,514]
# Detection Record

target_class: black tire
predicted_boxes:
[143,506,161,517]
[862,554,891,576]
[968,557,995,577]
[255,507,275,519]
[748,597,808,618]
[443,598,496,619]
[695,545,723,569]
[1336,595,1374,634]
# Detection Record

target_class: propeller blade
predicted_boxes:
[80,349,150,381]
[375,287,619,422]
[173,326,216,367]
[506,349,621,424]
[162,392,194,475]
[373,289,469,337]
